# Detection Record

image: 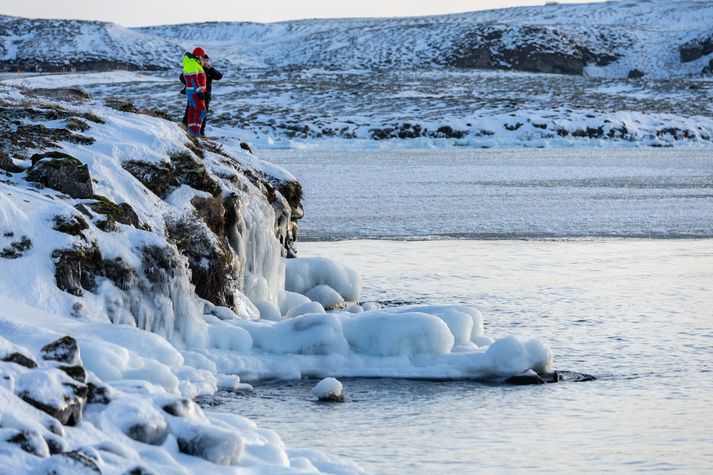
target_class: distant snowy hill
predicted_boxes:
[2,0,713,78]
[0,15,183,71]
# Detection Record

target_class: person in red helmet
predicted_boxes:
[180,52,223,135]
[182,47,208,136]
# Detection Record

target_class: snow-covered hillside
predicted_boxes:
[0,16,182,72]
[7,68,710,149]
[0,85,557,472]
[2,0,713,78]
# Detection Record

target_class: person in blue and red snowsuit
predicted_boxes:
[182,47,208,136]
[180,53,222,136]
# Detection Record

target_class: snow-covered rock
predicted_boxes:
[312,378,345,402]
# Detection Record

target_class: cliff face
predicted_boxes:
[0,85,301,331]
[2,0,713,78]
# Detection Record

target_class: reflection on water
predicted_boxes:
[205,239,713,474]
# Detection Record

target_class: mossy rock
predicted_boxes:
[191,195,225,235]
[139,108,173,121]
[1,236,32,259]
[276,180,303,218]
[82,112,105,124]
[105,98,138,113]
[169,151,221,196]
[8,124,94,151]
[30,150,77,165]
[66,117,90,132]
[184,139,205,159]
[25,88,91,103]
[88,195,145,230]
[52,245,137,296]
[53,214,89,236]
[27,153,94,198]
[166,214,234,307]
[0,151,24,173]
[123,160,174,198]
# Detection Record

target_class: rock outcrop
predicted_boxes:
[27,152,94,198]
[505,370,596,385]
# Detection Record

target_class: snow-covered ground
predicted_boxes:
[0,84,554,472]
[4,68,712,149]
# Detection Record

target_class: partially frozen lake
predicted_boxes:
[203,149,713,473]
[261,148,713,240]
[207,239,713,474]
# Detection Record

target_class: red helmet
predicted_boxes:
[193,47,206,58]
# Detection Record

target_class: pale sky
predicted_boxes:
[2,0,606,27]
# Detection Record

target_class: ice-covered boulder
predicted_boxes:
[103,399,169,445]
[171,418,245,465]
[279,290,312,316]
[254,300,282,321]
[285,257,361,303]
[385,305,484,351]
[17,368,87,426]
[361,302,381,311]
[485,336,553,377]
[312,378,345,402]
[286,301,326,319]
[159,396,202,418]
[245,313,349,355]
[206,319,254,351]
[305,284,346,311]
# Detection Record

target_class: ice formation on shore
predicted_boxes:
[0,84,551,473]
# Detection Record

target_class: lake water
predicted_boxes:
[207,148,713,473]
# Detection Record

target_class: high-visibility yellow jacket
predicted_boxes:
[182,54,206,92]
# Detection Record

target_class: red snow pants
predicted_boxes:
[186,90,206,136]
